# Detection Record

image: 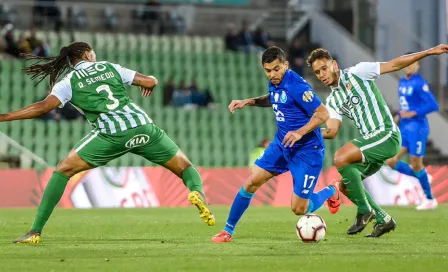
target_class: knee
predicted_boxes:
[410,160,424,172]
[244,175,264,194]
[334,151,349,169]
[55,160,76,178]
[178,161,193,176]
[291,204,308,216]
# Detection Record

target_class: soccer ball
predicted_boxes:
[296,214,326,243]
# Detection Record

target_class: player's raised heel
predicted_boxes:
[188,191,215,226]
[365,218,397,238]
[212,230,233,243]
[347,210,375,235]
[13,231,41,244]
[326,185,341,214]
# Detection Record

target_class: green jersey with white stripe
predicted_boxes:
[326,62,397,137]
[50,61,152,134]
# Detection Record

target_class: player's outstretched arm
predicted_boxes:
[380,44,448,75]
[282,104,329,147]
[228,94,271,114]
[321,118,341,139]
[0,95,61,122]
[132,72,158,97]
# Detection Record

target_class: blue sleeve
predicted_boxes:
[290,81,322,115]
[415,80,439,118]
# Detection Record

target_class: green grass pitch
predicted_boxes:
[0,206,447,272]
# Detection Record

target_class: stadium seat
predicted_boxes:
[0,32,363,168]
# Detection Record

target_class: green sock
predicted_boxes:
[31,171,69,232]
[338,165,371,214]
[364,189,391,223]
[182,166,204,193]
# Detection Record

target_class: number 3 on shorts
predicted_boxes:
[416,141,422,155]
[303,175,316,189]
[97,84,119,110]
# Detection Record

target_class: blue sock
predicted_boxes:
[224,187,254,235]
[307,186,336,213]
[414,168,433,200]
[394,161,415,177]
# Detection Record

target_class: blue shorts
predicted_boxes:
[401,125,428,157]
[254,141,324,199]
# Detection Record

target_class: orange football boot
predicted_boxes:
[327,184,341,214]
[211,230,233,243]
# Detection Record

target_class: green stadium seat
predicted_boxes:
[0,32,361,168]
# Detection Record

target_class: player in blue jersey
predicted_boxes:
[386,56,439,210]
[211,46,341,243]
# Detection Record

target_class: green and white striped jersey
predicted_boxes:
[50,61,152,134]
[326,62,398,137]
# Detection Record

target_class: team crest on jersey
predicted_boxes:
[350,95,360,105]
[302,91,314,102]
[423,84,429,92]
[280,91,288,103]
[346,82,352,91]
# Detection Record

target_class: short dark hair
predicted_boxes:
[306,48,333,66]
[261,46,287,64]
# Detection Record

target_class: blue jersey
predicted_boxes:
[398,73,439,131]
[268,69,324,149]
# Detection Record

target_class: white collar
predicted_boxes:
[73,61,93,70]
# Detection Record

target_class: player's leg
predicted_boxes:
[340,131,401,236]
[30,150,95,230]
[386,147,413,175]
[162,149,203,192]
[14,151,95,244]
[410,155,437,210]
[345,162,393,225]
[212,142,286,242]
[14,129,130,244]
[333,142,373,218]
[213,168,278,242]
[406,132,437,209]
[130,124,214,225]
[162,149,216,225]
[337,165,386,221]
[289,148,340,215]
[354,131,401,237]
[290,164,340,216]
[410,154,435,205]
[211,165,275,242]
[13,130,105,243]
[386,128,414,176]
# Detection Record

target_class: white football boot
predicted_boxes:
[416,198,438,210]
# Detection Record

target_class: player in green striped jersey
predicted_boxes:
[0,42,215,244]
[307,45,448,237]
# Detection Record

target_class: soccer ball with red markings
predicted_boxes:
[296,214,326,243]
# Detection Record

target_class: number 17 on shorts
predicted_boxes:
[291,165,322,199]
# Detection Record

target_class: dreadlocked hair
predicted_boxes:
[20,41,92,88]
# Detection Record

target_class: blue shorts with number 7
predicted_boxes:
[254,141,324,199]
